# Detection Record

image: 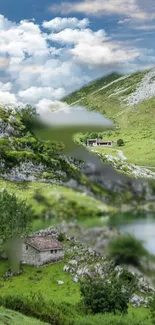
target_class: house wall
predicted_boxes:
[40,249,64,265]
[22,243,64,266]
[22,243,41,266]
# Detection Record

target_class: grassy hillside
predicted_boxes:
[63,69,155,167]
[0,307,48,325]
[0,179,115,230]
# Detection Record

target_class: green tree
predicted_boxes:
[117,139,125,146]
[80,273,133,314]
[0,189,32,246]
[89,132,99,139]
[18,105,38,133]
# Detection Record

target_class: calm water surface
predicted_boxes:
[119,218,155,255]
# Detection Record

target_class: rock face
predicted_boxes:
[0,118,19,138]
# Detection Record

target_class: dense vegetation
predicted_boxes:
[80,272,135,314]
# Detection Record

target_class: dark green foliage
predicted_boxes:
[57,232,66,242]
[108,234,148,267]
[0,189,32,245]
[80,274,133,315]
[117,139,125,146]
[89,132,98,139]
[17,105,38,134]
[0,293,76,325]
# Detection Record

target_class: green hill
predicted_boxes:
[63,69,155,167]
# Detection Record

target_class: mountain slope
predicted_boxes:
[63,69,155,167]
[1,102,155,214]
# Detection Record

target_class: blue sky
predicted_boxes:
[0,0,155,111]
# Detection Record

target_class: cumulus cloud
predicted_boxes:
[48,28,140,66]
[42,17,89,31]
[49,0,154,20]
[18,86,65,104]
[48,28,107,45]
[70,43,140,66]
[0,13,153,113]
[0,90,18,106]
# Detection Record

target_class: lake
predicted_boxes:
[119,218,155,255]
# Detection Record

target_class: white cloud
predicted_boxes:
[48,28,107,45]
[0,13,153,114]
[48,27,140,67]
[42,17,89,31]
[49,0,154,20]
[0,18,48,60]
[0,90,18,106]
[18,86,65,104]
[0,82,12,92]
[118,18,132,24]
[70,42,140,66]
[0,57,9,69]
[132,24,155,30]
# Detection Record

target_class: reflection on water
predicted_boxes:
[119,218,155,255]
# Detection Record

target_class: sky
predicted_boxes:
[0,0,155,112]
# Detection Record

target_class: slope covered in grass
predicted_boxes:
[0,307,48,325]
[63,69,155,167]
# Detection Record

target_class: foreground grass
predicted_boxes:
[0,260,80,305]
[0,307,48,325]
[75,307,153,325]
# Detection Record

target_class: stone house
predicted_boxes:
[2,235,64,267]
[22,236,64,266]
[87,138,114,147]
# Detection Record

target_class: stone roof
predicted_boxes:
[24,236,62,252]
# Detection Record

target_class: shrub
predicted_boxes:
[108,234,148,267]
[58,232,66,242]
[80,274,133,315]
[0,293,75,325]
[117,139,125,146]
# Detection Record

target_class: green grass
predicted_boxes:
[91,146,119,158]
[0,179,114,217]
[0,307,48,325]
[75,307,153,325]
[63,70,155,167]
[0,260,80,305]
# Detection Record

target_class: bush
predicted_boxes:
[0,293,75,325]
[117,139,125,146]
[108,234,148,267]
[58,232,66,242]
[80,274,133,315]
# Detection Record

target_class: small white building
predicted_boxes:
[22,236,64,266]
[87,138,114,147]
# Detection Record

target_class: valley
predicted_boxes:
[1,68,155,324]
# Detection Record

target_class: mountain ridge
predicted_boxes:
[62,68,155,168]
